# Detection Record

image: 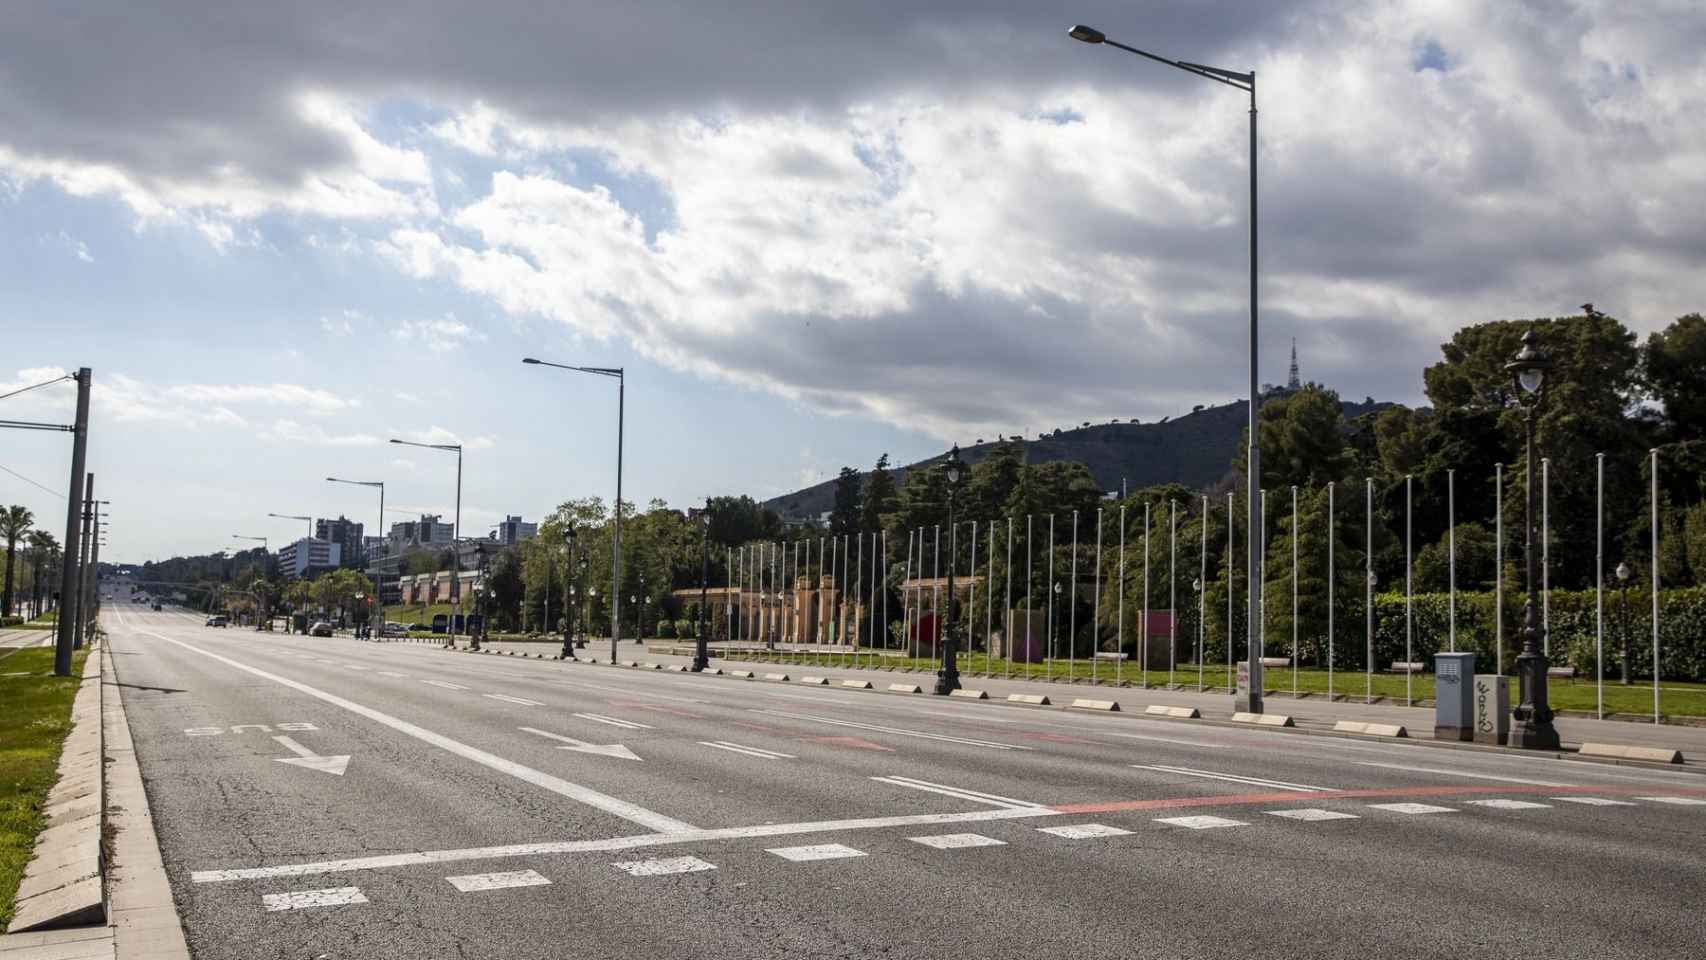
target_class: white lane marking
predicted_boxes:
[484,694,545,706]
[518,726,642,762]
[1467,799,1552,810]
[1131,764,1328,793]
[344,664,369,671]
[1550,796,1635,806]
[909,833,1006,849]
[445,869,551,892]
[1106,732,1231,749]
[915,709,1017,724]
[421,679,468,691]
[613,856,716,877]
[192,806,1057,883]
[1266,808,1359,822]
[138,631,697,835]
[377,671,408,678]
[574,713,651,730]
[756,710,1031,751]
[1155,815,1247,830]
[1637,796,1706,805]
[1367,802,1457,815]
[262,887,367,911]
[1352,761,1571,787]
[313,658,337,664]
[870,775,1045,810]
[699,741,795,760]
[271,735,351,776]
[1038,823,1132,839]
[767,843,865,862]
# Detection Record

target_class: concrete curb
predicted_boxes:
[1007,694,1051,705]
[948,689,989,700]
[1580,742,1684,764]
[1070,698,1121,712]
[1145,704,1201,719]
[1232,711,1295,727]
[6,641,105,934]
[1334,720,1409,738]
[887,683,924,694]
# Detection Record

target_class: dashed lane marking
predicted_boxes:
[445,869,551,892]
[262,887,367,911]
[767,843,866,862]
[756,710,1031,751]
[1106,731,1232,749]
[377,671,408,678]
[1155,815,1247,830]
[421,679,468,691]
[1037,823,1132,840]
[574,713,651,730]
[1131,764,1329,793]
[869,775,1045,810]
[484,694,545,706]
[1467,799,1552,810]
[344,664,369,671]
[1352,761,1572,787]
[1265,808,1359,822]
[1367,802,1457,815]
[909,833,1005,849]
[613,856,716,877]
[1551,797,1635,806]
[1637,796,1706,806]
[699,741,795,760]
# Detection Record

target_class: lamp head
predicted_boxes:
[1068,24,1106,44]
[1616,561,1632,581]
[522,357,541,365]
[1505,328,1552,398]
[945,444,962,485]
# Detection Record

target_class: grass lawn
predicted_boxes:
[379,603,455,627]
[714,648,1706,720]
[0,647,88,930]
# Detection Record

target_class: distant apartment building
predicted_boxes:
[278,537,342,579]
[388,514,454,552]
[315,515,365,566]
[495,515,537,544]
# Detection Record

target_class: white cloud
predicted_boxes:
[391,314,485,353]
[393,390,423,405]
[393,425,496,450]
[389,458,417,471]
[44,231,93,263]
[260,419,380,446]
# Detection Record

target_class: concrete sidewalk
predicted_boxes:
[438,636,1706,762]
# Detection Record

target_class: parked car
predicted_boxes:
[308,621,335,637]
[206,615,228,627]
[380,622,408,637]
[151,603,162,611]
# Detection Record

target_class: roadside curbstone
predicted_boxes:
[1070,698,1120,712]
[1007,694,1051,705]
[948,689,989,700]
[1232,711,1294,727]
[1144,704,1200,718]
[887,683,924,694]
[1333,720,1408,738]
[1580,742,1684,764]
[729,670,755,679]
[800,676,829,685]
[763,673,791,682]
[840,679,874,689]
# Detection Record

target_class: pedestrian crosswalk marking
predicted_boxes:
[1038,823,1132,839]
[908,833,1006,849]
[1265,808,1359,822]
[1155,815,1247,830]
[1467,799,1551,810]
[613,856,716,876]
[1367,802,1456,815]
[768,843,866,862]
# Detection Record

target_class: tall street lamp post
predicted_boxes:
[327,477,385,630]
[695,508,711,672]
[388,438,462,639]
[934,445,964,695]
[1068,23,1264,712]
[470,544,488,651]
[523,358,625,665]
[1506,329,1560,749]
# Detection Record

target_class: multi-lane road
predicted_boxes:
[105,607,1706,959]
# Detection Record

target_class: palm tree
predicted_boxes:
[26,530,58,619]
[1,505,34,617]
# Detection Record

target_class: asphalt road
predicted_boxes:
[106,607,1706,960]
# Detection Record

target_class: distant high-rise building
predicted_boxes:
[315,515,365,566]
[1288,338,1301,391]
[388,514,454,551]
[495,515,537,544]
[278,538,341,579]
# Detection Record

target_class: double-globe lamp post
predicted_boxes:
[326,477,385,633]
[559,525,577,660]
[388,438,461,642]
[694,509,711,672]
[1069,23,1265,712]
[1506,329,1560,750]
[934,445,964,696]
[523,358,625,665]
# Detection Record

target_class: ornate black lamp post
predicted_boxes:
[694,510,711,672]
[934,445,964,695]
[1506,329,1559,749]
[1616,560,1633,684]
[559,525,577,659]
[470,543,489,652]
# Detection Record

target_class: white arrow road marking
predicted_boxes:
[573,713,651,730]
[520,726,642,762]
[272,735,351,776]
[1131,764,1329,793]
[699,741,795,760]
[138,631,696,834]
[484,694,545,706]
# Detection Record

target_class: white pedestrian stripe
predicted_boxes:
[1155,815,1247,830]
[484,694,545,706]
[445,869,552,892]
[870,776,1045,810]
[613,856,716,877]
[908,833,1006,849]
[262,886,367,911]
[1367,802,1457,815]
[1637,796,1706,806]
[1132,763,1329,793]
[1038,823,1132,840]
[1266,808,1359,822]
[574,713,652,730]
[421,679,468,691]
[1550,796,1635,806]
[1467,799,1552,810]
[700,741,795,759]
[767,843,866,862]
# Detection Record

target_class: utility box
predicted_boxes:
[1473,674,1510,746]
[1433,652,1475,741]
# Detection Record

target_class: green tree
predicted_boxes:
[1240,385,1355,490]
[859,454,897,533]
[1412,522,1498,593]
[0,505,33,617]
[1642,313,1706,437]
[829,467,862,535]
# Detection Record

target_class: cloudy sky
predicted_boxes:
[4,1,1702,563]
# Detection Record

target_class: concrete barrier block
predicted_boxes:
[1365,723,1408,738]
[840,679,874,689]
[621,660,639,667]
[1580,742,1684,764]
[949,689,989,700]
[729,670,755,679]
[667,664,686,671]
[1145,704,1200,718]
[1007,694,1051,705]
[887,683,924,694]
[1069,698,1120,711]
[800,676,828,685]
[1333,720,1368,734]
[763,672,790,681]
[1233,711,1295,727]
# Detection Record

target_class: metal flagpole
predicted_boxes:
[1117,504,1125,688]
[1092,508,1103,685]
[1142,502,1150,689]
[1405,475,1413,706]
[1449,468,1456,652]
[969,521,978,674]
[903,530,915,661]
[844,534,853,663]
[932,525,941,669]
[1328,481,1335,701]
[854,532,863,669]
[1496,463,1504,675]
[1292,486,1299,698]
[1259,489,1266,696]
[1025,515,1034,678]
[1651,448,1659,724]
[1169,500,1177,689]
[1365,477,1374,704]
[1046,515,1055,681]
[827,537,837,656]
[1005,517,1013,681]
[1542,457,1550,656]
[1069,510,1078,684]
[1596,452,1604,721]
[1227,491,1234,691]
[1200,495,1208,692]
[986,521,994,676]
